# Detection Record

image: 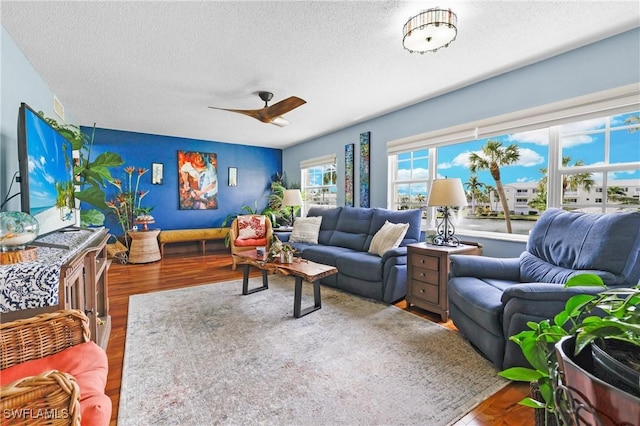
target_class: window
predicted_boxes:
[387,85,639,237]
[389,149,429,210]
[300,154,337,214]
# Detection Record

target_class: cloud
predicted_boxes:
[438,151,473,169]
[560,134,595,148]
[562,118,607,133]
[508,129,549,145]
[517,148,545,167]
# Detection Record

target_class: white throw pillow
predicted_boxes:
[289,216,323,244]
[368,221,410,256]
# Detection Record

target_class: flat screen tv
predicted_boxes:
[17,102,77,237]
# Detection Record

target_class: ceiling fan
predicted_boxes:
[208,91,306,127]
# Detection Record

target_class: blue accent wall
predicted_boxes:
[84,128,281,235]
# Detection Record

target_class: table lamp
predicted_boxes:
[426,178,468,246]
[282,189,303,227]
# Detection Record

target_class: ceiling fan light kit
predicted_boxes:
[403,7,457,54]
[209,91,306,127]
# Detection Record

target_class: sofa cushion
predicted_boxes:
[234,237,268,247]
[336,252,383,282]
[237,215,266,240]
[0,341,111,425]
[307,206,342,245]
[329,207,374,251]
[289,216,322,244]
[519,251,617,285]
[368,221,410,256]
[369,208,422,245]
[301,245,355,267]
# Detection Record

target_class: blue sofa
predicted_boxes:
[283,206,422,303]
[447,208,640,370]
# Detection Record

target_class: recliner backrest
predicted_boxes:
[526,208,640,286]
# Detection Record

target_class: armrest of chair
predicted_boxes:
[381,247,407,265]
[0,310,90,369]
[501,283,606,305]
[0,370,81,425]
[449,255,520,280]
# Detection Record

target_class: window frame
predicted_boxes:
[387,84,640,238]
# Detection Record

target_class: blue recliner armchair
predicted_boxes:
[447,208,640,370]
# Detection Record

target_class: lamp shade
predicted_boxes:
[282,189,303,207]
[427,178,467,207]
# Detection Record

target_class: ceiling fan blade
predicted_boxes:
[260,96,306,121]
[207,106,263,120]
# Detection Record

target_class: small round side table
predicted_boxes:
[127,228,161,263]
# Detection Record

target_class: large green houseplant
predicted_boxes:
[40,114,123,226]
[499,274,640,424]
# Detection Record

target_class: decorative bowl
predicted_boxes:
[0,211,39,251]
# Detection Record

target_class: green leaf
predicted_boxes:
[498,367,543,382]
[518,397,547,409]
[565,273,605,288]
[75,186,108,210]
[80,209,105,227]
[90,151,124,169]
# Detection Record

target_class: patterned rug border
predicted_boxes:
[119,276,507,425]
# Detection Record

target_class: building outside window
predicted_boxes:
[300,154,337,214]
[387,87,639,237]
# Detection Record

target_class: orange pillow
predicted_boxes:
[1,341,111,425]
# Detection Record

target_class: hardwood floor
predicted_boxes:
[105,250,533,425]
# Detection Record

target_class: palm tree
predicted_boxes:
[528,167,548,212]
[562,156,594,200]
[469,140,520,233]
[463,174,485,216]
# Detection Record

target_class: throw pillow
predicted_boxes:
[289,216,323,244]
[368,220,410,257]
[237,215,266,240]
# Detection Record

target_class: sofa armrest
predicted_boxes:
[0,310,90,369]
[381,247,407,264]
[449,255,520,280]
[501,283,607,305]
[0,370,81,425]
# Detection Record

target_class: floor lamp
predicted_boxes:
[282,189,303,227]
[427,178,468,246]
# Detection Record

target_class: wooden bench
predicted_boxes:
[158,228,229,256]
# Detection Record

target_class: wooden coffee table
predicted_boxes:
[233,250,338,318]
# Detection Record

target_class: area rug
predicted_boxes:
[119,275,507,425]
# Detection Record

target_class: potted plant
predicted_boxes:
[499,274,640,425]
[40,114,124,226]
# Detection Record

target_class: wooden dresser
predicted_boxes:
[406,242,481,321]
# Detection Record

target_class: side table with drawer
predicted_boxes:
[406,242,482,321]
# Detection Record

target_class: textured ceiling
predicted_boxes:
[2,1,639,149]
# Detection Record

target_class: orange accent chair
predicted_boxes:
[0,310,111,425]
[229,215,273,270]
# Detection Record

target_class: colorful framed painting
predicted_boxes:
[178,150,218,210]
[359,132,370,208]
[345,143,354,207]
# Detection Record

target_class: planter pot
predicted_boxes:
[280,252,293,263]
[555,336,640,426]
[592,340,640,398]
